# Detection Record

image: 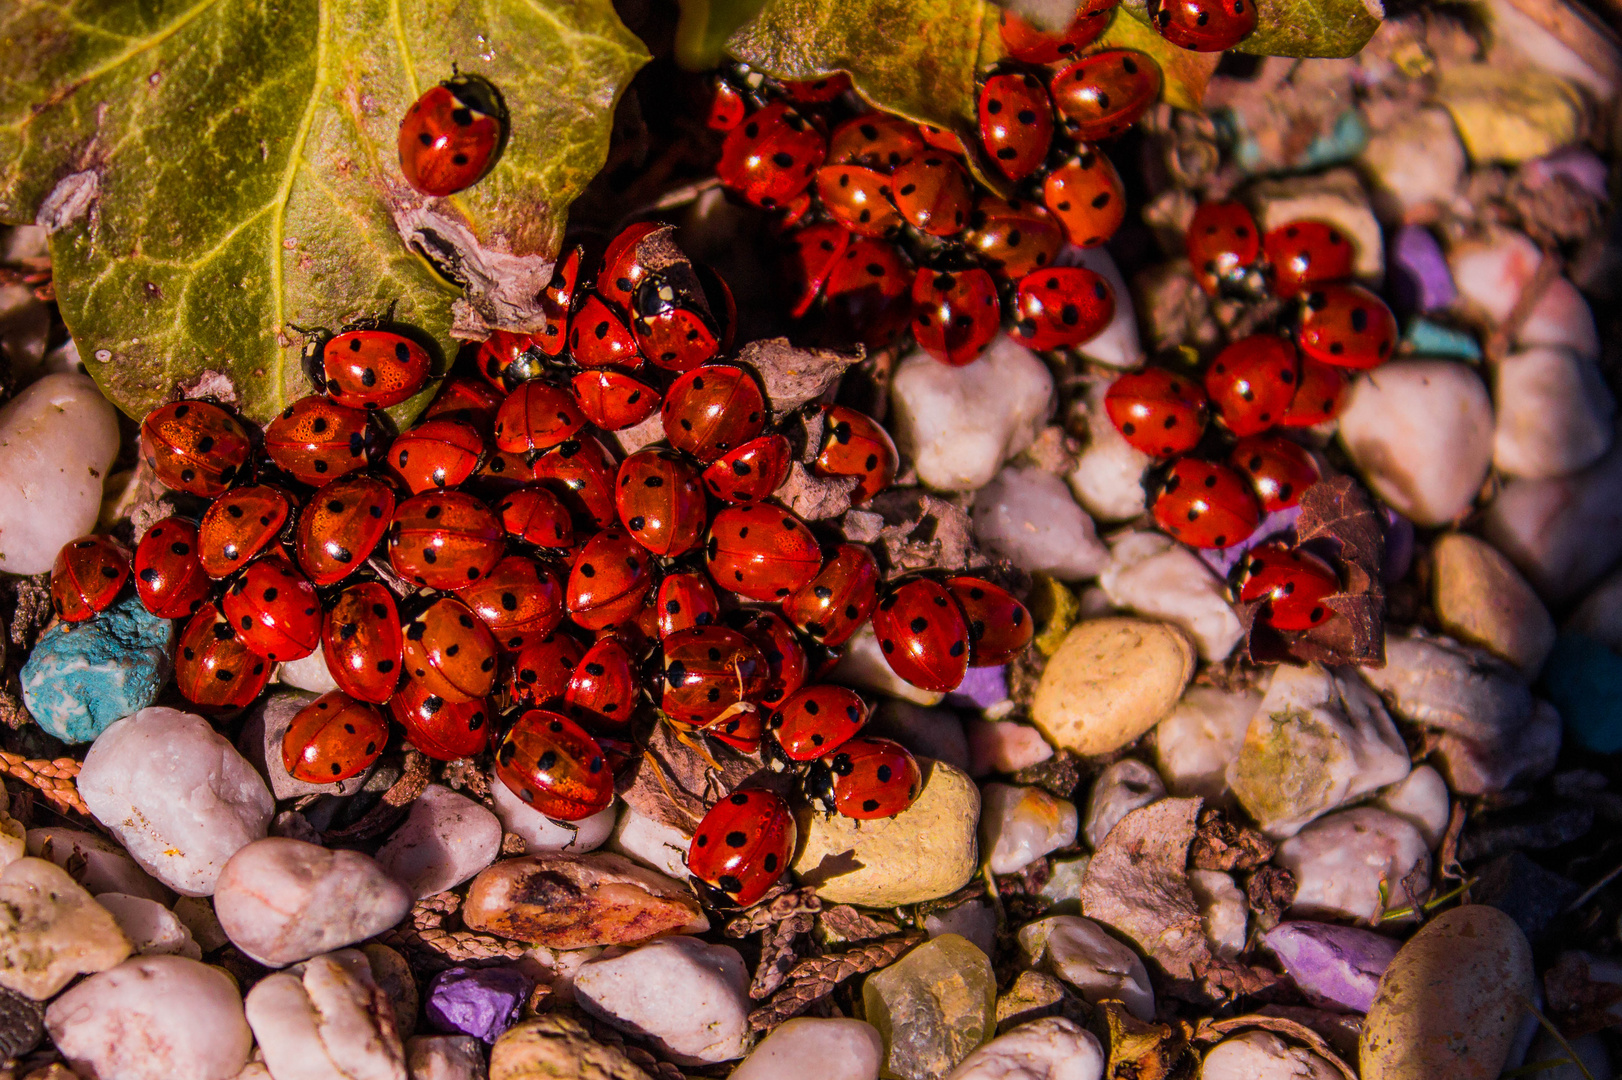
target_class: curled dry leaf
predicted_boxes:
[1195,1014,1358,1080]
[1081,797,1209,986]
[1544,950,1622,1037]
[1096,1000,1194,1080]
[868,489,985,577]
[737,337,863,413]
[748,931,924,1032]
[620,720,792,834]
[775,462,860,521]
[1190,809,1276,872]
[1244,866,1297,931]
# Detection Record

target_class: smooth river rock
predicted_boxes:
[947,1016,1105,1080]
[1277,808,1430,923]
[971,467,1108,581]
[20,592,175,745]
[1430,532,1555,676]
[376,785,503,899]
[1482,435,1622,604]
[1151,685,1262,803]
[244,949,407,1080]
[574,936,750,1066]
[0,857,131,999]
[980,784,1078,875]
[864,934,997,1080]
[1032,618,1195,757]
[1491,346,1614,480]
[731,1017,884,1080]
[462,852,708,948]
[1099,533,1243,662]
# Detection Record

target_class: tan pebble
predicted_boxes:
[1431,533,1555,676]
[1031,618,1194,757]
[462,852,708,949]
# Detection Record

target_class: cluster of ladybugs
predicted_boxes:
[48,221,1037,910]
[1102,201,1398,631]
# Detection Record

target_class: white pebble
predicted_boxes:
[1063,247,1144,370]
[1449,228,1543,325]
[966,719,1054,778]
[0,373,121,574]
[406,1035,486,1080]
[980,784,1079,875]
[1189,870,1248,960]
[1276,807,1430,922]
[606,804,690,878]
[375,785,503,899]
[1359,108,1467,220]
[972,466,1108,581]
[493,782,616,854]
[1083,759,1165,850]
[0,857,131,998]
[1018,915,1155,1021]
[244,950,407,1080]
[277,645,340,694]
[947,1016,1105,1080]
[27,827,171,903]
[47,955,252,1080]
[1484,437,1622,603]
[1372,764,1451,849]
[891,336,1054,492]
[925,899,998,957]
[574,936,751,1065]
[831,623,947,706]
[95,892,201,960]
[1518,276,1600,362]
[1201,1030,1341,1080]
[1492,346,1614,479]
[1068,381,1150,523]
[1099,533,1243,661]
[78,707,274,896]
[731,1018,884,1080]
[1151,685,1262,803]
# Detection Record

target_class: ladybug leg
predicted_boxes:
[551,818,581,848]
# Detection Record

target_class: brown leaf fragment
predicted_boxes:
[1244,867,1297,931]
[868,489,986,577]
[1195,1014,1358,1080]
[1190,809,1276,872]
[817,904,902,944]
[837,509,886,544]
[1011,750,1082,800]
[1253,1004,1363,1062]
[322,750,430,843]
[775,462,860,521]
[748,931,924,1032]
[1544,950,1622,1037]
[1096,999,1194,1080]
[751,917,808,1000]
[1081,798,1207,982]
[737,337,863,413]
[1194,956,1289,1003]
[619,721,791,834]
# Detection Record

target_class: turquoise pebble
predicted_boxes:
[20,592,174,744]
[1539,633,1622,753]
[1404,318,1483,362]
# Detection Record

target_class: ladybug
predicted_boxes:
[657,572,721,639]
[1298,285,1396,370]
[706,78,748,132]
[632,277,723,372]
[50,535,129,623]
[781,73,852,104]
[661,625,768,727]
[978,70,1054,183]
[508,631,588,708]
[770,684,868,761]
[1050,50,1162,142]
[390,679,490,761]
[264,395,374,486]
[315,330,433,409]
[615,449,708,558]
[703,434,793,505]
[532,438,618,532]
[1187,201,1260,296]
[572,368,661,431]
[1229,434,1319,512]
[1104,368,1210,457]
[495,709,613,821]
[781,542,880,647]
[294,476,397,586]
[1149,0,1257,50]
[457,555,564,651]
[717,102,827,210]
[661,365,767,464]
[1280,357,1350,427]
[784,223,852,317]
[198,485,293,578]
[1042,150,1126,248]
[566,529,653,630]
[827,114,925,169]
[911,267,1001,367]
[814,406,897,504]
[476,448,538,491]
[141,400,252,497]
[282,692,387,784]
[890,154,972,238]
[822,238,914,347]
[175,603,272,710]
[598,221,666,315]
[386,418,484,493]
[1239,543,1339,631]
[1152,458,1260,549]
[494,381,588,455]
[223,554,321,662]
[815,165,903,238]
[1204,335,1298,437]
[965,196,1063,279]
[133,517,211,619]
[687,789,796,907]
[807,736,922,819]
[998,3,1114,63]
[916,122,967,155]
[532,246,584,358]
[425,376,504,428]
[476,329,545,389]
[1264,221,1356,299]
[727,609,808,708]
[322,582,404,705]
[564,638,639,729]
[705,505,822,603]
[947,576,1033,666]
[569,294,643,368]
[397,74,507,197]
[1009,267,1115,352]
[388,491,505,590]
[873,577,970,693]
[401,594,499,702]
[496,485,575,551]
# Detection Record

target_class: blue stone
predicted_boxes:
[20,593,173,744]
[1539,633,1622,753]
[1404,319,1483,363]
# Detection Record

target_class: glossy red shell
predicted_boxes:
[656,572,721,639]
[599,222,665,315]
[198,485,292,578]
[388,491,505,590]
[661,624,769,726]
[1240,543,1340,631]
[223,554,321,662]
[1009,266,1116,352]
[320,330,432,409]
[784,223,852,317]
[615,449,708,557]
[565,638,639,729]
[1149,0,1257,50]
[495,709,613,821]
[687,789,796,906]
[662,365,767,464]
[1205,335,1299,437]
[978,71,1053,183]
[322,582,404,704]
[1297,284,1397,370]
[891,154,972,237]
[911,267,1001,367]
[496,485,575,551]
[965,196,1063,280]
[814,406,897,504]
[728,609,808,708]
[572,368,660,431]
[1152,459,1260,549]
[532,438,618,532]
[1104,368,1210,457]
[781,542,881,647]
[175,603,272,711]
[398,78,505,197]
[1280,358,1350,428]
[1264,220,1357,298]
[872,578,970,693]
[457,554,565,651]
[703,434,793,505]
[1230,434,1319,512]
[264,396,373,486]
[386,418,484,493]
[770,684,869,761]
[426,376,504,428]
[1187,201,1260,296]
[50,536,129,623]
[998,2,1114,63]
[1050,50,1162,142]
[569,294,643,368]
[705,505,822,603]
[827,114,925,169]
[948,576,1034,667]
[294,476,396,586]
[508,632,588,709]
[815,736,922,819]
[717,102,827,210]
[815,165,903,238]
[282,692,388,784]
[1043,150,1126,248]
[390,680,490,761]
[401,595,499,702]
[566,529,654,630]
[133,517,211,619]
[494,381,587,455]
[141,400,252,497]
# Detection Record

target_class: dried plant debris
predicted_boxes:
[816,903,903,944]
[1095,999,1195,1080]
[620,721,791,834]
[1195,1014,1357,1080]
[867,489,986,577]
[1190,809,1276,872]
[748,931,924,1032]
[775,462,860,521]
[738,337,864,413]
[1544,950,1622,1037]
[1244,867,1298,931]
[1081,797,1209,986]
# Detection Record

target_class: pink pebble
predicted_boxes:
[966,718,1054,777]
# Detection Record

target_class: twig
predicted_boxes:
[1379,876,1477,923]
[1566,859,1622,913]
[1518,995,1597,1080]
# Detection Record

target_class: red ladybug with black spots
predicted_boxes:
[398,75,508,197]
[687,789,796,906]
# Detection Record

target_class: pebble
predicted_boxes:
[1405,318,1482,361]
[425,966,533,1044]
[1099,533,1242,662]
[244,949,407,1080]
[946,1016,1104,1080]
[926,899,998,958]
[870,701,972,773]
[1063,247,1143,370]
[1068,381,1150,523]
[832,623,947,706]
[948,665,1014,716]
[794,759,979,905]
[26,827,170,903]
[605,805,690,879]
[1151,685,1262,803]
[993,970,1070,1033]
[966,718,1053,777]
[1276,808,1430,922]
[363,942,420,1037]
[1517,276,1600,362]
[1249,168,1384,278]
[1337,360,1495,526]
[1433,698,1562,795]
[1449,228,1542,325]
[1082,759,1165,850]
[213,837,414,967]
[20,592,176,745]
[1430,532,1556,676]
[1483,437,1622,603]
[1017,916,1154,1022]
[238,690,374,799]
[47,955,252,1080]
[1227,663,1411,838]
[78,707,274,896]
[462,852,708,948]
[980,784,1078,875]
[1361,905,1534,1079]
[277,644,341,694]
[1264,921,1401,1012]
[490,1014,672,1078]
[376,785,503,899]
[1387,225,1457,313]
[492,782,615,854]
[1492,346,1614,480]
[1032,618,1195,757]
[890,336,1054,492]
[864,934,997,1080]
[94,893,201,960]
[1540,634,1622,753]
[0,373,121,575]
[1435,63,1585,164]
[1372,765,1450,849]
[574,935,750,1065]
[1189,870,1248,960]
[1525,1031,1612,1080]
[730,1017,885,1080]
[1037,855,1090,912]
[1567,566,1622,651]
[407,1034,487,1080]
[1359,109,1466,222]
[971,467,1109,581]
[0,857,131,999]
[1202,1031,1341,1080]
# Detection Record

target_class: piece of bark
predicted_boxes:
[737,338,863,412]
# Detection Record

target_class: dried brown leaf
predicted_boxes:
[1097,999,1194,1080]
[1190,809,1276,872]
[869,489,985,577]
[1195,1014,1357,1080]
[748,931,924,1032]
[776,462,860,521]
[619,722,791,834]
[751,917,807,1000]
[1544,950,1622,1037]
[1081,797,1209,984]
[737,337,863,413]
[321,750,430,843]
[837,509,885,544]
[1194,957,1289,1003]
[1244,867,1297,931]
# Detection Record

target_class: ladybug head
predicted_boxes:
[444,74,509,127]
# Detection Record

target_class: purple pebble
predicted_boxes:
[1382,508,1413,583]
[424,965,534,1043]
[1264,921,1401,1013]
[947,664,1009,710]
[1389,226,1457,315]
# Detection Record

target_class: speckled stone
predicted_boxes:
[20,592,173,744]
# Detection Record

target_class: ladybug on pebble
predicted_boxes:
[687,789,797,906]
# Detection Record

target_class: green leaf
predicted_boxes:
[1093,8,1219,111]
[676,0,773,71]
[1120,0,1382,59]
[0,0,648,423]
